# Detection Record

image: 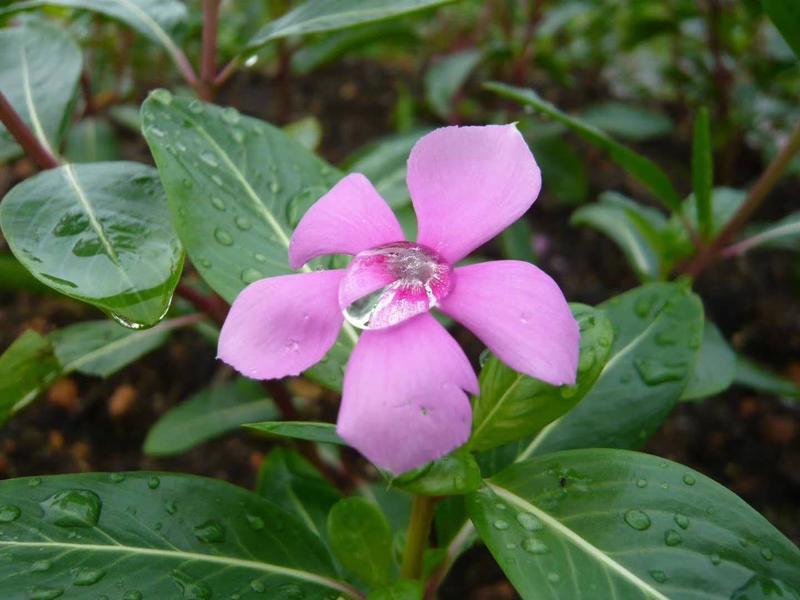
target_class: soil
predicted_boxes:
[1,59,798,598]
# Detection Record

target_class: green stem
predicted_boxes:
[401,495,437,580]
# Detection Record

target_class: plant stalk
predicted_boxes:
[199,0,221,100]
[0,90,60,170]
[401,495,437,580]
[682,118,800,277]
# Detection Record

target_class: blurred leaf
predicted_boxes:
[470,449,800,599]
[728,212,800,255]
[64,117,120,163]
[0,19,81,163]
[469,305,613,452]
[327,497,394,587]
[681,320,735,402]
[571,192,667,281]
[144,379,277,456]
[246,421,346,445]
[246,0,454,52]
[580,102,673,141]
[519,282,703,458]
[0,253,50,293]
[283,116,322,151]
[108,104,141,132]
[0,330,60,424]
[391,448,481,496]
[692,107,713,238]
[141,92,353,390]
[499,219,537,263]
[425,49,482,120]
[763,0,800,59]
[0,0,188,57]
[485,82,682,210]
[345,130,428,208]
[528,134,588,205]
[0,472,353,598]
[368,580,423,600]
[0,162,184,328]
[257,447,342,540]
[734,356,800,400]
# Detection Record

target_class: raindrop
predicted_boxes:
[516,512,543,531]
[493,519,509,531]
[72,567,105,586]
[279,583,305,599]
[222,107,241,124]
[234,216,252,231]
[241,268,263,285]
[546,573,560,584]
[269,180,281,194]
[577,348,596,373]
[520,312,531,324]
[151,89,172,105]
[250,580,266,593]
[682,474,696,486]
[246,515,265,531]
[285,338,300,353]
[649,570,667,584]
[521,537,549,555]
[673,513,690,529]
[199,259,212,269]
[193,518,225,543]
[664,529,683,546]
[149,126,166,138]
[109,473,126,483]
[710,553,721,566]
[0,505,20,522]
[494,503,507,511]
[28,477,42,487]
[188,100,203,114]
[210,197,226,211]
[31,560,51,572]
[200,152,218,168]
[29,587,64,600]
[165,499,178,515]
[176,142,187,153]
[244,54,258,67]
[479,349,492,368]
[760,547,774,561]
[40,490,101,527]
[633,357,686,385]
[623,509,651,531]
[253,253,266,263]
[212,174,224,186]
[214,228,234,246]
[172,570,212,599]
[635,479,647,488]
[231,129,245,143]
[122,592,143,600]
[147,476,160,490]
[634,295,655,317]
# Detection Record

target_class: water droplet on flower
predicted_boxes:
[520,312,531,324]
[682,474,696,486]
[664,529,682,546]
[673,513,689,529]
[0,505,20,522]
[193,519,225,543]
[241,268,263,284]
[40,490,101,527]
[214,228,234,246]
[521,537,549,554]
[623,509,651,531]
[493,519,509,530]
[649,570,667,583]
[222,107,241,124]
[285,339,300,353]
[73,567,105,586]
[516,512,543,531]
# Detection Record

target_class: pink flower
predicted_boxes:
[218,125,579,473]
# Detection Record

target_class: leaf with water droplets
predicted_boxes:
[0,472,354,598]
[469,304,613,452]
[681,320,735,402]
[469,449,800,599]
[391,448,481,496]
[0,162,184,328]
[0,330,60,425]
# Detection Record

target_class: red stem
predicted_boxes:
[175,282,228,324]
[0,90,60,170]
[199,0,220,100]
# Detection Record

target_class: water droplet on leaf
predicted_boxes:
[516,512,543,531]
[634,357,686,385]
[493,519,509,531]
[649,570,667,583]
[151,89,172,105]
[673,513,690,529]
[521,537,549,554]
[0,505,20,522]
[664,529,682,546]
[682,474,696,486]
[40,490,101,527]
[222,107,240,124]
[72,567,105,586]
[214,228,234,246]
[193,518,225,543]
[147,476,160,490]
[623,509,651,531]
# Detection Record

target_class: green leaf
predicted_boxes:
[0,472,358,598]
[580,102,673,141]
[284,116,323,151]
[485,82,682,210]
[391,448,481,496]
[0,0,188,61]
[519,282,704,458]
[0,253,50,293]
[469,449,800,599]
[0,19,81,162]
[571,192,667,282]
[499,219,538,263]
[681,320,735,402]
[327,497,394,587]
[246,0,454,51]
[140,92,355,389]
[425,49,483,120]
[246,421,346,445]
[763,0,800,59]
[0,330,60,424]
[144,379,278,456]
[49,318,182,377]
[469,304,613,452]
[0,162,184,328]
[734,356,800,400]
[256,447,342,539]
[528,134,588,205]
[345,130,429,208]
[64,117,121,163]
[728,212,800,255]
[692,107,713,238]
[368,580,423,600]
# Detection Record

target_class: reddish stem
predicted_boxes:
[80,71,97,116]
[175,282,228,325]
[213,56,240,88]
[0,90,59,170]
[199,0,220,100]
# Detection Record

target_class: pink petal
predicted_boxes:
[288,173,405,269]
[337,313,478,473]
[408,124,541,263]
[439,260,579,386]
[218,270,345,379]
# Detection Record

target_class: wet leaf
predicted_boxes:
[580,102,673,141]
[392,448,481,496]
[283,116,323,151]
[0,331,60,424]
[245,421,346,445]
[681,320,735,402]
[425,49,483,120]
[763,0,800,59]
[64,117,121,163]
[734,356,800,401]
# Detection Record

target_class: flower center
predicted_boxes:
[340,242,454,330]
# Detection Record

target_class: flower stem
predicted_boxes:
[401,495,437,580]
[0,90,59,170]
[199,0,220,100]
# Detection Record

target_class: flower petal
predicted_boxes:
[408,124,541,263]
[337,313,478,473]
[218,270,345,379]
[439,260,579,385]
[289,173,405,269]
